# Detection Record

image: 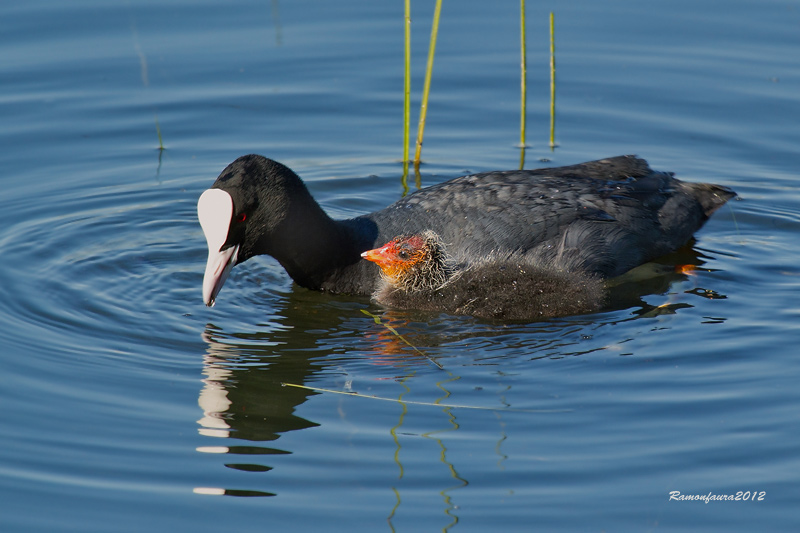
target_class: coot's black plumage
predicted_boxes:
[361,231,606,320]
[198,154,735,306]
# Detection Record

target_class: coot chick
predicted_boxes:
[361,231,605,320]
[198,155,735,306]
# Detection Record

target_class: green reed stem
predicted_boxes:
[413,0,443,166]
[403,0,411,164]
[520,0,527,149]
[549,11,557,149]
[519,0,528,169]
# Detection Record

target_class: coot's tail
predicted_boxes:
[683,182,737,218]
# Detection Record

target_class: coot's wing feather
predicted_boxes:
[365,155,732,277]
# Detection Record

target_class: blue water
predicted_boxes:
[1,0,799,531]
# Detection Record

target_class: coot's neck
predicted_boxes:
[258,190,368,291]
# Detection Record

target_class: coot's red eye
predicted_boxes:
[235,212,247,223]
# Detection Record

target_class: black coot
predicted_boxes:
[198,154,735,307]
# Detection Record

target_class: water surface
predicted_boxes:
[1,0,799,531]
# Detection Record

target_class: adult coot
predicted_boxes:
[198,154,735,306]
[361,231,606,320]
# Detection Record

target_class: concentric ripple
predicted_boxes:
[0,178,210,366]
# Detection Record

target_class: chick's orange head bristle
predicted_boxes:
[361,235,429,282]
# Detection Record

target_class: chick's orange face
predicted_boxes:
[361,235,428,282]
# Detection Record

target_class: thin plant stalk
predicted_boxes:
[414,0,443,166]
[281,382,569,412]
[154,114,164,150]
[519,0,527,169]
[361,309,441,368]
[403,0,411,166]
[520,0,527,146]
[549,11,557,149]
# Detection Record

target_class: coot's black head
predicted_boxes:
[198,154,310,306]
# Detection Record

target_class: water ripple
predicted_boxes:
[0,180,206,366]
